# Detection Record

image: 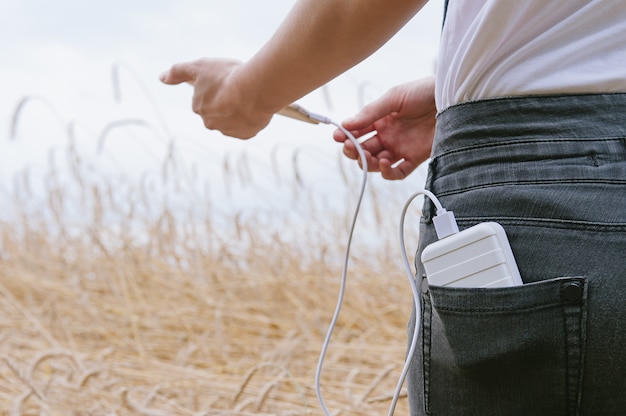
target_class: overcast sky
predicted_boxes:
[0,0,443,218]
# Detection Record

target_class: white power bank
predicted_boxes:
[421,222,523,288]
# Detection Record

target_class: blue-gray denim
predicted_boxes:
[407,94,626,415]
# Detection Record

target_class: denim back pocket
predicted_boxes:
[422,276,587,416]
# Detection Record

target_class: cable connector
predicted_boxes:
[278,103,332,125]
[432,208,459,239]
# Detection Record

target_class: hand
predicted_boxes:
[160,58,274,139]
[333,77,436,180]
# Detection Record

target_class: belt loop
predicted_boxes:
[422,157,438,223]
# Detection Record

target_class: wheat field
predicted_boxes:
[0,73,424,415]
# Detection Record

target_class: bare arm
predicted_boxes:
[160,0,428,138]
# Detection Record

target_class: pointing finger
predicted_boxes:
[160,62,198,85]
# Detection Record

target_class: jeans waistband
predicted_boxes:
[429,94,626,196]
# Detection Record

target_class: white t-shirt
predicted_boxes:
[436,0,626,111]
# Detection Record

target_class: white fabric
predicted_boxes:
[435,0,626,111]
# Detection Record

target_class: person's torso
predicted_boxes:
[435,0,626,111]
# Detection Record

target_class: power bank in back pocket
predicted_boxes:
[421,222,523,288]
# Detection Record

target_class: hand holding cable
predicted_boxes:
[332,77,437,180]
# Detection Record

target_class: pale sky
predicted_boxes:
[0,0,443,221]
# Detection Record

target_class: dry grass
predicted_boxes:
[0,228,413,415]
[0,78,421,415]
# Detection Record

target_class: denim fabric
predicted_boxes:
[407,94,626,415]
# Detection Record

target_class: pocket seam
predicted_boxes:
[429,276,586,314]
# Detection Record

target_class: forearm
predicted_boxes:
[234,0,428,114]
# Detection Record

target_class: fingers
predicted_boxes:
[159,62,198,85]
[332,88,401,144]
[341,139,417,180]
[342,88,401,131]
[354,153,416,180]
[379,158,416,180]
[341,133,385,159]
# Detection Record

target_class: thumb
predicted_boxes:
[342,88,401,131]
[159,62,197,85]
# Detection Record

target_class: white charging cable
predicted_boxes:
[281,105,457,416]
[304,112,369,416]
[390,189,458,415]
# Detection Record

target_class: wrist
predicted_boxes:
[219,64,276,137]
[227,62,292,119]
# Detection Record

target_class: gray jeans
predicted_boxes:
[408,94,626,415]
